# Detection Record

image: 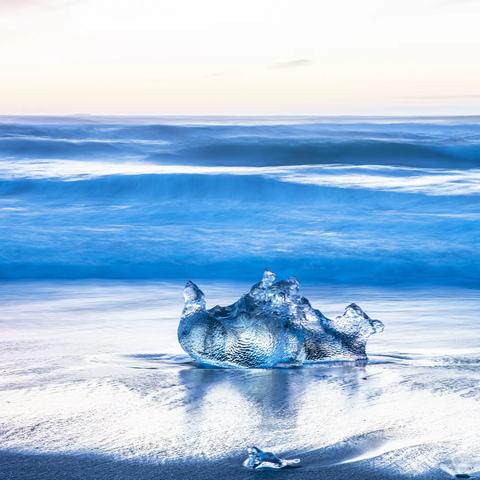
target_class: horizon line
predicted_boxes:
[1,113,480,118]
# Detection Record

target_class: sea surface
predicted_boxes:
[0,116,479,479]
[0,115,479,285]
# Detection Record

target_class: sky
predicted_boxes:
[0,0,480,115]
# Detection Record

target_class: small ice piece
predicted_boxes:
[178,269,384,368]
[242,446,300,470]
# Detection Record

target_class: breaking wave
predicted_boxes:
[1,117,480,167]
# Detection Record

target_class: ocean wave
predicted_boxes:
[173,139,480,168]
[1,120,479,167]
[276,167,480,196]
[1,159,479,196]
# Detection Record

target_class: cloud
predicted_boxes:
[0,0,79,10]
[269,59,312,69]
[0,0,29,6]
[408,94,480,100]
[203,72,225,79]
[437,0,480,7]
[0,0,47,7]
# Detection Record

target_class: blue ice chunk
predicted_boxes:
[242,446,300,470]
[178,269,383,368]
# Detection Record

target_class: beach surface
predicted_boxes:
[1,282,479,479]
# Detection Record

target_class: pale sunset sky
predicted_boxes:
[0,0,479,115]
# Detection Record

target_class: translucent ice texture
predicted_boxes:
[242,446,300,470]
[178,269,384,368]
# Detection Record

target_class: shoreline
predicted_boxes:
[0,449,454,480]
